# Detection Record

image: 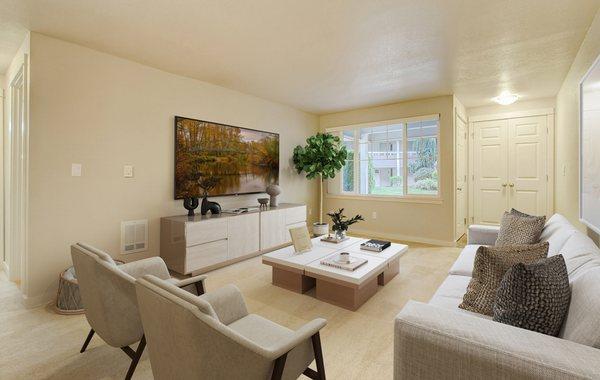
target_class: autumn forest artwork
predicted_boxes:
[175,117,279,198]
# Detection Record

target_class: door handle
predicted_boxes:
[509,183,515,188]
[501,183,507,187]
[457,187,462,191]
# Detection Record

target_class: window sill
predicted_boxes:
[325,193,443,204]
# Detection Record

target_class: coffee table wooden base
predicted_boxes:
[272,266,315,294]
[315,276,378,311]
[378,257,400,286]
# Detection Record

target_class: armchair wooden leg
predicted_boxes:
[195,281,205,295]
[271,353,288,380]
[311,332,326,380]
[123,335,146,380]
[80,328,95,353]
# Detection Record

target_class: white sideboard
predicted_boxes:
[160,203,306,275]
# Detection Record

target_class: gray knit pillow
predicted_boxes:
[493,255,570,336]
[460,242,549,316]
[495,210,546,246]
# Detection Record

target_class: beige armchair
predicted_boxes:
[135,275,327,380]
[71,243,207,380]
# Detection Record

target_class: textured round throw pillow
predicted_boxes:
[493,254,571,336]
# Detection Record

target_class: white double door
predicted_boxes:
[473,115,549,225]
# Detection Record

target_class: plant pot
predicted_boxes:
[313,222,329,236]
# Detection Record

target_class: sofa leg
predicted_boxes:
[271,353,288,380]
[124,335,146,380]
[80,328,95,353]
[311,332,326,380]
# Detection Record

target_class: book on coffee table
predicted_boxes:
[360,239,391,252]
[320,256,368,271]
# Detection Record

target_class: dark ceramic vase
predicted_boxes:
[183,197,199,216]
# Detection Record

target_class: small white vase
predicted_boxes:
[313,222,329,236]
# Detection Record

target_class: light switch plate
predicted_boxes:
[123,165,134,178]
[71,163,82,177]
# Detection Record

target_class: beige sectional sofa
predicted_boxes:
[394,214,600,379]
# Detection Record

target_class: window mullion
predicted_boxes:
[353,129,359,194]
[403,125,408,196]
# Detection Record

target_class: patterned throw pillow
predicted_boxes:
[459,243,549,316]
[493,255,570,336]
[495,210,546,246]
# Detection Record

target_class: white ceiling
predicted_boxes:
[1,0,599,114]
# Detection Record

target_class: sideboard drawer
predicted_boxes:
[185,239,228,273]
[285,206,307,225]
[186,218,228,247]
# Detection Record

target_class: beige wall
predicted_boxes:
[555,10,600,243]
[25,33,319,305]
[467,97,555,117]
[319,96,455,245]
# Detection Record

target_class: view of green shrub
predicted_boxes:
[414,178,438,190]
[414,167,434,181]
[390,175,403,187]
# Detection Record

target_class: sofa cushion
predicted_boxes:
[496,211,546,246]
[429,275,491,319]
[560,266,600,347]
[559,232,600,281]
[448,245,479,277]
[493,255,570,336]
[460,243,549,316]
[539,214,578,256]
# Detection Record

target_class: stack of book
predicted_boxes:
[360,239,391,252]
[320,255,367,271]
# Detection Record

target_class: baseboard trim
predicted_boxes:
[349,228,457,247]
[22,292,52,309]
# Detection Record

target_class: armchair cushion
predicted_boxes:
[200,284,249,325]
[119,256,171,280]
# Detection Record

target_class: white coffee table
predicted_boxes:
[262,237,408,310]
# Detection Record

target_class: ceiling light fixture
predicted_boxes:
[492,91,519,105]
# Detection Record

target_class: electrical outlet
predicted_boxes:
[372,211,377,219]
[71,163,82,177]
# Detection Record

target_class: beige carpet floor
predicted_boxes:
[0,241,461,380]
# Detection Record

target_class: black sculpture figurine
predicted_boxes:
[198,177,222,216]
[183,197,200,216]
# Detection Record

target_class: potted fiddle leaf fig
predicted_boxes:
[293,133,348,235]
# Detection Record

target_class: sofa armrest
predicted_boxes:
[200,284,249,325]
[467,224,500,245]
[394,301,600,379]
[119,257,171,280]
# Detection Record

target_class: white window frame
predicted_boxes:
[327,114,442,203]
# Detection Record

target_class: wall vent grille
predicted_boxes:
[121,219,148,254]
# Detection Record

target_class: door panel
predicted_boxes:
[508,116,547,216]
[455,116,468,239]
[473,120,508,225]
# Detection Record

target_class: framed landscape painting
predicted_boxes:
[174,116,279,198]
